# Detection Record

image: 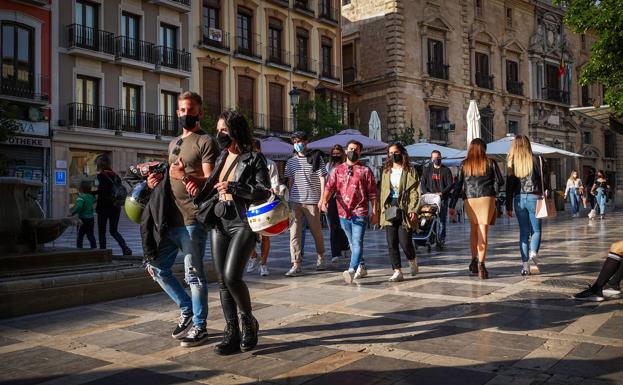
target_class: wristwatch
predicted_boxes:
[182,175,190,184]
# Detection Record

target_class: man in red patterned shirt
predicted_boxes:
[320,140,378,284]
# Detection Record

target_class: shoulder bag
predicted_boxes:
[535,156,556,219]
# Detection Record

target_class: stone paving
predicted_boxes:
[5,210,623,385]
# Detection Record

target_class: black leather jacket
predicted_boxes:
[194,149,271,226]
[450,159,504,208]
[505,156,549,211]
[140,169,172,263]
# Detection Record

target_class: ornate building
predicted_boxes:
[342,0,621,203]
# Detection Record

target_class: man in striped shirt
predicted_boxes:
[284,131,327,276]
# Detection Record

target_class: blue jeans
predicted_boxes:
[439,199,448,241]
[596,188,607,215]
[569,188,580,215]
[340,216,367,271]
[514,194,542,263]
[147,224,208,328]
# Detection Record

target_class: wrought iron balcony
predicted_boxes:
[294,0,314,14]
[320,63,341,81]
[343,67,356,83]
[116,109,156,134]
[199,26,230,51]
[155,46,191,72]
[155,114,179,137]
[294,55,317,75]
[506,80,523,96]
[427,62,449,80]
[115,36,155,64]
[266,47,291,67]
[235,33,262,60]
[475,72,494,90]
[67,24,115,55]
[319,4,338,23]
[67,103,116,130]
[0,73,49,102]
[543,87,570,104]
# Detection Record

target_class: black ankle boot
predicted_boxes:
[239,313,259,352]
[469,258,478,274]
[214,321,241,355]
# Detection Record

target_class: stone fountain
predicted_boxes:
[0,177,80,253]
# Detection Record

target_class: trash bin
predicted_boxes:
[554,190,565,211]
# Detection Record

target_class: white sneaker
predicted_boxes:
[284,266,303,277]
[409,259,419,276]
[529,252,540,274]
[316,256,327,271]
[246,258,258,273]
[521,262,530,276]
[260,264,270,276]
[331,256,340,264]
[354,265,367,279]
[343,270,354,284]
[389,271,404,282]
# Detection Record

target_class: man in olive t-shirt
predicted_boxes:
[146,91,218,348]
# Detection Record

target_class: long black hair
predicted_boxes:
[219,110,254,153]
[383,141,411,174]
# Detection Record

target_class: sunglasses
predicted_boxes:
[347,164,353,177]
[172,138,183,156]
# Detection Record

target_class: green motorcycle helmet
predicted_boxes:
[124,181,151,224]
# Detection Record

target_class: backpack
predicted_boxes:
[104,172,128,207]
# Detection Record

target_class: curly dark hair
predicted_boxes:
[383,142,411,173]
[330,144,345,164]
[219,110,254,152]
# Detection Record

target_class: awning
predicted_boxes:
[570,105,623,136]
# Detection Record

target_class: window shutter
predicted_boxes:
[204,68,222,118]
[269,83,284,132]
[238,76,254,115]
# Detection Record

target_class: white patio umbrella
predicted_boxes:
[466,100,481,145]
[367,111,383,180]
[451,135,582,158]
[405,141,461,159]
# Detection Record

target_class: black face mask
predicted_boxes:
[178,114,199,130]
[216,131,232,150]
[392,153,402,163]
[346,151,359,162]
[433,159,442,166]
[331,156,342,163]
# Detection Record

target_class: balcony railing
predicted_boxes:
[475,72,494,90]
[235,33,262,59]
[506,80,523,96]
[294,0,314,14]
[170,0,190,5]
[116,109,156,134]
[294,55,317,74]
[320,63,341,81]
[155,114,179,137]
[427,62,449,80]
[543,87,570,104]
[199,26,230,51]
[343,66,356,83]
[156,46,191,72]
[115,36,155,64]
[67,24,115,55]
[0,73,49,101]
[67,102,116,130]
[319,4,338,23]
[266,47,291,67]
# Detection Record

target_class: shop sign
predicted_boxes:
[3,135,51,148]
[16,120,49,137]
[55,170,66,186]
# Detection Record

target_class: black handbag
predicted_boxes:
[384,205,403,222]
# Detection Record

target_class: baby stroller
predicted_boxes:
[412,193,444,252]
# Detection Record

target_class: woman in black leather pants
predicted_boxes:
[195,110,270,355]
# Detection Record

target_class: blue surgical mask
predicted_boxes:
[294,143,305,153]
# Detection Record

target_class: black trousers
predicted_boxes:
[386,221,416,269]
[327,196,349,257]
[77,217,96,248]
[212,213,256,322]
[97,207,127,249]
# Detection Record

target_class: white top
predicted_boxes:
[390,168,402,198]
[266,158,279,191]
[564,178,583,195]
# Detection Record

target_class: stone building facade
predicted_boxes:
[191,0,347,139]
[50,0,192,217]
[342,0,621,204]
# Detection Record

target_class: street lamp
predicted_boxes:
[289,86,300,132]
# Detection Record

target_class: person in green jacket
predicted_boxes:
[71,180,97,248]
[379,142,420,282]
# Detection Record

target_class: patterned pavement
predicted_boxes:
[6,209,623,385]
